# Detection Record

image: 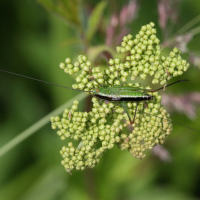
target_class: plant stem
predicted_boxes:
[0,92,87,157]
[176,14,200,34]
[189,26,200,36]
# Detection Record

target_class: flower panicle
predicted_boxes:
[52,22,189,173]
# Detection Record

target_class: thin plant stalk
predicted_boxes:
[0,92,87,157]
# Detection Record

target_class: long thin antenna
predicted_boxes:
[137,110,200,133]
[0,69,93,92]
[129,106,199,132]
[154,79,189,92]
[1,69,199,132]
[93,94,200,132]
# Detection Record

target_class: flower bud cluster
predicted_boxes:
[51,99,124,172]
[121,102,172,159]
[53,22,188,173]
[51,91,172,171]
[116,22,190,85]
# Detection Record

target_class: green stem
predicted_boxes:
[176,14,200,34]
[189,26,200,36]
[0,92,87,157]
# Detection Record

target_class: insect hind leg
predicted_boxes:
[132,102,138,125]
[153,79,189,92]
[119,101,138,125]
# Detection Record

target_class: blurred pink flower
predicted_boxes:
[162,92,200,119]
[106,0,138,46]
[162,32,193,53]
[152,144,171,162]
[106,14,118,46]
[158,0,180,30]
[119,0,137,27]
[189,53,200,69]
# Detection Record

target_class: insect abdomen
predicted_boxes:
[95,89,153,101]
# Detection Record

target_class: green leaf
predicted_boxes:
[87,45,114,63]
[86,1,107,42]
[37,0,82,30]
[61,38,84,47]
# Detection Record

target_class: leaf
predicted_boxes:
[37,0,82,30]
[61,38,84,47]
[86,1,107,42]
[87,45,114,63]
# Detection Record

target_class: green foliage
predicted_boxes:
[37,0,81,29]
[86,1,107,42]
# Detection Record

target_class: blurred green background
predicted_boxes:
[0,0,200,199]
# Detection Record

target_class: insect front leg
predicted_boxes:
[119,101,138,143]
[88,76,104,87]
[112,76,125,86]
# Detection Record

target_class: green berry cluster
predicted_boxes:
[52,22,189,173]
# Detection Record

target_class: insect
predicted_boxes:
[90,79,189,125]
[0,69,198,133]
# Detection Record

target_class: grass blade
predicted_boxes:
[0,92,87,157]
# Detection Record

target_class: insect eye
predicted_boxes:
[96,89,99,92]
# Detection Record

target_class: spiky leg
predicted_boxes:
[152,79,189,92]
[132,103,138,124]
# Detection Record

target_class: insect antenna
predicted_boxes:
[92,96,200,133]
[2,69,198,132]
[139,110,200,132]
[120,103,200,133]
[0,69,93,93]
[94,92,200,133]
[153,79,189,92]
